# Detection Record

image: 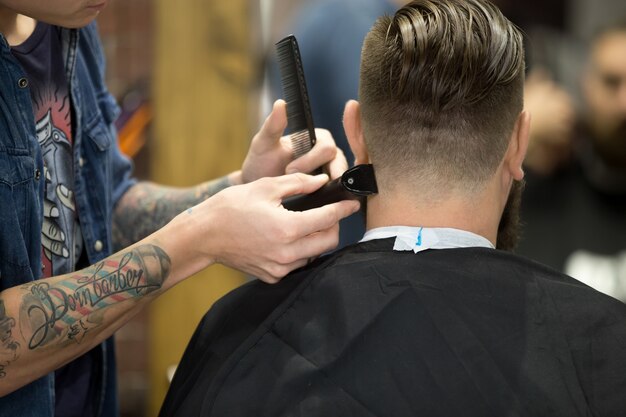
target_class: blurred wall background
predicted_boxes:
[97,1,265,415]
[97,4,154,417]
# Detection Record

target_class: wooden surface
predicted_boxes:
[149,0,257,414]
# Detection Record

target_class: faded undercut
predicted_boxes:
[359,0,525,193]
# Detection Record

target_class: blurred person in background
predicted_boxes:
[518,18,626,301]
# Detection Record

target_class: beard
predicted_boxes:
[587,116,626,168]
[496,179,525,251]
[596,122,626,168]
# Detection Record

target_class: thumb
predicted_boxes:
[258,100,288,146]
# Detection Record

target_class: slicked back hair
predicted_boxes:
[359,0,525,193]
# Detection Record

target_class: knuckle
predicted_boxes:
[256,176,272,186]
[289,173,309,191]
[267,264,289,280]
[318,228,339,252]
[292,172,308,183]
[315,136,336,154]
[274,247,295,265]
[261,273,279,284]
[329,203,342,221]
[314,128,331,139]
[274,224,296,242]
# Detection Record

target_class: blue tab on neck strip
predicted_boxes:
[360,226,494,253]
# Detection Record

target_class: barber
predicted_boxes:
[0,2,359,416]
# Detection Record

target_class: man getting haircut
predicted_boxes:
[160,1,626,416]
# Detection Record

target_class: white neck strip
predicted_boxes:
[360,226,494,253]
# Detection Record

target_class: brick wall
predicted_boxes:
[97,0,154,98]
[97,2,154,416]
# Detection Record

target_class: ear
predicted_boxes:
[505,110,530,181]
[342,100,369,165]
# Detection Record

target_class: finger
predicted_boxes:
[285,129,337,174]
[313,129,349,179]
[56,184,76,211]
[282,224,341,263]
[44,166,52,182]
[42,219,65,242]
[259,242,331,282]
[44,200,60,218]
[255,100,288,150]
[290,199,360,236]
[263,173,330,199]
[240,253,309,283]
[41,234,69,257]
[263,258,309,283]
[326,147,349,180]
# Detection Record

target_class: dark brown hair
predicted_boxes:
[359,0,525,193]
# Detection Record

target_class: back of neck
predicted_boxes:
[365,184,502,247]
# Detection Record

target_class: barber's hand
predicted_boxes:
[238,100,348,184]
[177,173,360,283]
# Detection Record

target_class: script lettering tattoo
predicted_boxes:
[67,319,90,342]
[19,244,171,350]
[112,178,231,250]
[0,301,20,378]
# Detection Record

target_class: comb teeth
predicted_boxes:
[291,129,313,159]
[276,35,317,163]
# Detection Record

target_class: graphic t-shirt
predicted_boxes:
[11,22,82,279]
[12,22,96,417]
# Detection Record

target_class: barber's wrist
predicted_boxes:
[156,209,218,289]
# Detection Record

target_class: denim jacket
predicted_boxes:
[0,22,135,416]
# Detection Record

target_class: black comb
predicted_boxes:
[275,35,321,174]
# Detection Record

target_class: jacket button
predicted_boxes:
[35,169,41,180]
[94,240,104,252]
[79,157,85,167]
[18,77,28,88]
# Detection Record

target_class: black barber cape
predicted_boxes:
[160,238,626,417]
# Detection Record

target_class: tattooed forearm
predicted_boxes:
[0,301,20,378]
[112,177,231,249]
[18,244,171,351]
